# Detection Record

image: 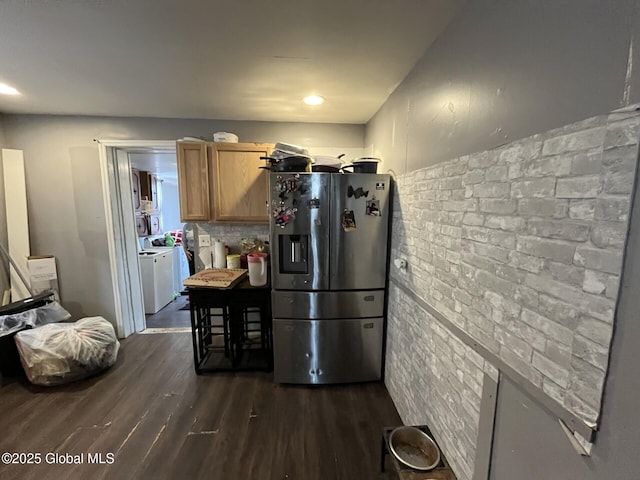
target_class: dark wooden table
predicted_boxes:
[381,425,457,480]
[186,278,272,373]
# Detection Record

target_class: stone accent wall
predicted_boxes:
[385,107,640,479]
[386,284,498,480]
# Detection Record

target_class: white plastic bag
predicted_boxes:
[0,301,71,337]
[14,316,120,386]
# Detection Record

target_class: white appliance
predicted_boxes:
[142,246,186,296]
[139,249,174,314]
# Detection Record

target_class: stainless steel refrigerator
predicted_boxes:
[269,172,391,384]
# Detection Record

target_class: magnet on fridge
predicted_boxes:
[348,186,369,199]
[366,197,381,216]
[341,209,357,232]
[276,175,300,200]
[285,177,299,193]
[273,204,297,228]
[308,198,320,209]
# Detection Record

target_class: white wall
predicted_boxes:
[0,114,364,322]
[0,115,10,297]
[159,180,181,233]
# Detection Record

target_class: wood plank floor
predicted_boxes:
[145,296,191,329]
[0,332,402,480]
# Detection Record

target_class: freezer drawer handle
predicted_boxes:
[364,295,375,301]
[364,322,374,329]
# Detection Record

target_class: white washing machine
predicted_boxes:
[142,246,186,296]
[138,249,174,314]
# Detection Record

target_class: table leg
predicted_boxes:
[189,302,201,374]
[222,306,230,359]
[380,434,387,472]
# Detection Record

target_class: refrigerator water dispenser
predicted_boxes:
[278,234,308,274]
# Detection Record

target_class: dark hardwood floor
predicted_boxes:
[145,295,191,329]
[0,332,402,480]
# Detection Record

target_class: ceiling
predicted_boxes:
[130,152,179,183]
[0,0,462,124]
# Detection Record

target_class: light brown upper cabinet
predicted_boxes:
[176,141,211,222]
[176,141,273,223]
[210,142,272,223]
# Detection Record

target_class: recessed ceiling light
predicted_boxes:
[0,83,20,95]
[304,95,325,106]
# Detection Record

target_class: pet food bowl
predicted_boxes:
[388,426,441,471]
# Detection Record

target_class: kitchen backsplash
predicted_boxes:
[385,105,640,480]
[192,223,269,270]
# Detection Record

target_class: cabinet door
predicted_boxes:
[139,170,151,202]
[149,174,160,210]
[148,214,162,235]
[211,142,272,223]
[131,169,141,212]
[177,141,210,221]
[135,214,149,237]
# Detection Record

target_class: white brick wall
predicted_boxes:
[385,284,491,480]
[385,107,640,480]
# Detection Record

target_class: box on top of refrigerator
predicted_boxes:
[27,256,60,301]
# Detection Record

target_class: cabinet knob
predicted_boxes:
[317,369,323,375]
[309,369,315,375]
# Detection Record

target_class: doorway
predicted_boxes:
[98,140,179,338]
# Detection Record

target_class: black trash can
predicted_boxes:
[0,291,55,377]
[0,329,29,376]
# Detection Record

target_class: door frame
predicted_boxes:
[97,139,176,337]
